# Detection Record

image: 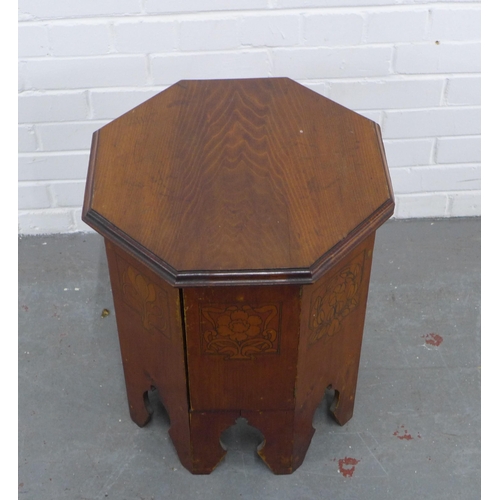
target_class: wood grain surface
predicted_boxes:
[83,78,394,285]
[183,284,301,412]
[104,240,193,470]
[294,232,376,452]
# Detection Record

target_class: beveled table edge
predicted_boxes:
[82,201,394,288]
[82,128,395,287]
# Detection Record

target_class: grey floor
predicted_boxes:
[19,219,480,500]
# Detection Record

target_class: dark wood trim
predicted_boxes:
[309,197,394,282]
[374,123,396,202]
[83,206,312,286]
[83,195,394,287]
[81,130,99,223]
[82,114,395,287]
[83,207,180,284]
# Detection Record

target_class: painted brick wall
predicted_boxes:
[18,0,481,234]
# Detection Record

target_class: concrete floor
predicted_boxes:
[18,218,480,500]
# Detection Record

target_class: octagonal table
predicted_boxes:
[83,77,394,474]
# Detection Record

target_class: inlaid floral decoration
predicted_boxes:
[308,252,365,345]
[201,304,280,360]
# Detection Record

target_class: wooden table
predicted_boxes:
[83,78,394,474]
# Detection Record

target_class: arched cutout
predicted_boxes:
[219,417,266,468]
[325,384,340,416]
[143,387,154,416]
[146,386,172,426]
[311,384,341,429]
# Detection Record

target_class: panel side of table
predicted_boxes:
[292,232,376,468]
[104,239,193,470]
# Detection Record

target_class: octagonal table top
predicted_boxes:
[83,78,394,286]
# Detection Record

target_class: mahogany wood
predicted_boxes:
[83,78,394,286]
[183,284,300,411]
[83,77,394,475]
[103,233,375,474]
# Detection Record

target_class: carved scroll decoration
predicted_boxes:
[308,252,365,345]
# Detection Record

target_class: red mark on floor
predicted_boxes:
[422,333,443,346]
[22,305,29,312]
[393,425,414,440]
[338,457,360,478]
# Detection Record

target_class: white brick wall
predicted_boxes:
[394,42,480,74]
[241,14,300,47]
[89,89,159,119]
[303,13,364,46]
[113,20,177,53]
[365,10,428,43]
[18,0,481,234]
[383,108,480,139]
[19,92,88,123]
[150,51,271,83]
[446,76,481,105]
[49,24,112,57]
[273,47,393,78]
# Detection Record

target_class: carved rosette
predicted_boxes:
[308,252,365,345]
[118,258,170,337]
[201,304,281,360]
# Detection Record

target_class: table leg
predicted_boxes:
[298,234,375,428]
[103,233,375,475]
[243,410,297,474]
[105,240,193,467]
[121,361,153,427]
[188,411,240,474]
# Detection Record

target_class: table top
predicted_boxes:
[83,78,394,286]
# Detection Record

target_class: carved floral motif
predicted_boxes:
[201,304,280,360]
[120,262,170,337]
[308,252,365,345]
